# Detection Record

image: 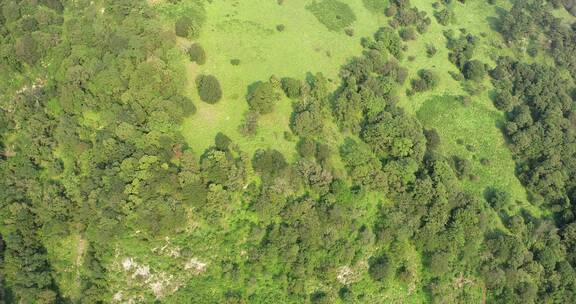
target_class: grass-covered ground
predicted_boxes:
[177,0,386,157]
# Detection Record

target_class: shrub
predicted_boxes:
[298,138,317,158]
[463,60,486,81]
[175,16,193,37]
[424,128,441,152]
[435,8,456,26]
[486,187,512,212]
[426,44,437,57]
[369,255,393,281]
[196,75,222,104]
[174,95,197,116]
[399,27,417,41]
[452,156,472,180]
[247,82,278,114]
[188,43,206,65]
[281,77,303,99]
[252,149,288,177]
[230,59,241,66]
[15,35,39,65]
[276,24,285,32]
[239,111,259,136]
[175,16,200,38]
[494,90,515,112]
[411,69,439,93]
[215,132,232,151]
[385,5,397,17]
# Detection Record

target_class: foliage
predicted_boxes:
[411,69,439,93]
[196,74,222,104]
[188,43,206,65]
[247,81,279,114]
[463,60,486,81]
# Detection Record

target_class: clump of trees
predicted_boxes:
[387,0,432,34]
[196,74,222,103]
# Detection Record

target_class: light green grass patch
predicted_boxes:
[306,0,357,31]
[44,233,84,300]
[362,0,389,14]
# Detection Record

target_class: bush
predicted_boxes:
[494,90,515,112]
[276,24,285,32]
[281,77,303,99]
[298,138,317,158]
[411,69,439,93]
[15,35,39,65]
[399,27,417,41]
[426,44,437,57]
[424,128,441,152]
[239,111,259,136]
[463,60,486,81]
[196,75,222,104]
[175,16,193,37]
[385,5,397,17]
[369,255,393,281]
[252,149,288,177]
[452,156,472,180]
[175,16,201,38]
[247,82,278,114]
[486,187,512,212]
[215,132,232,151]
[435,8,455,26]
[230,59,241,66]
[188,43,206,65]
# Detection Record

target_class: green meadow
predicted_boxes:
[177,0,387,157]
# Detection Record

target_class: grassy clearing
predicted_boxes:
[44,233,83,300]
[416,95,541,217]
[175,0,385,157]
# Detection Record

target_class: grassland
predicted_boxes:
[175,0,387,158]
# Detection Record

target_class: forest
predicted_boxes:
[0,0,575,303]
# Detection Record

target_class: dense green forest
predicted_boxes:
[0,0,575,303]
